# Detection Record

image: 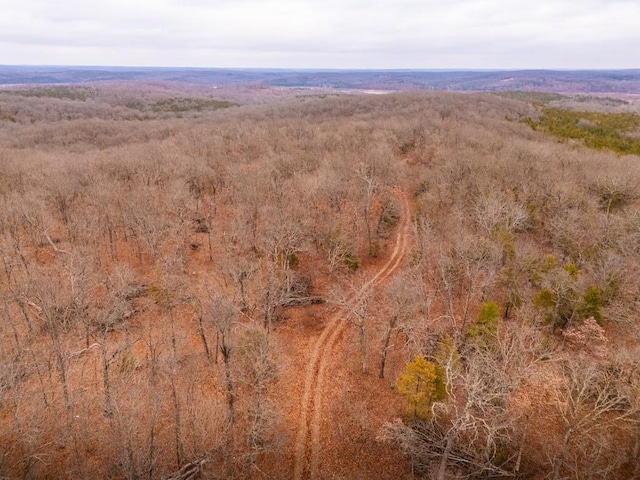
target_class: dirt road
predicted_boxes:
[293,190,411,480]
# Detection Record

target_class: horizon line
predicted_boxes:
[2,64,640,73]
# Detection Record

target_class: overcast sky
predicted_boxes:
[0,0,638,69]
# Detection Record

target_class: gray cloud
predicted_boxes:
[0,0,638,68]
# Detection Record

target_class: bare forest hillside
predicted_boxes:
[0,86,639,479]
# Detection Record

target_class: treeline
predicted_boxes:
[0,85,237,124]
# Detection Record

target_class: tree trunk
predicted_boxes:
[461,276,474,329]
[264,286,271,332]
[28,344,49,407]
[207,227,213,262]
[52,334,71,411]
[220,334,235,423]
[101,346,113,414]
[379,316,397,379]
[389,329,401,388]
[239,272,249,312]
[196,312,211,362]
[126,429,136,480]
[170,373,183,467]
[148,408,157,480]
[214,331,219,365]
[437,430,455,480]
[365,203,373,257]
[633,434,640,477]
[360,323,368,375]
[16,298,33,333]
[552,428,573,480]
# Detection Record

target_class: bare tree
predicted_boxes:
[235,325,280,470]
[122,188,173,266]
[219,222,257,313]
[205,294,239,423]
[355,162,379,258]
[473,191,529,235]
[378,274,420,379]
[550,359,639,480]
[30,256,92,412]
[435,235,501,332]
[192,299,212,363]
[331,280,375,375]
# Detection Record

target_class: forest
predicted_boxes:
[0,84,639,479]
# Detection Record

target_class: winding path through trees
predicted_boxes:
[293,189,411,480]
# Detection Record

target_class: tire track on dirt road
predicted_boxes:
[293,189,411,480]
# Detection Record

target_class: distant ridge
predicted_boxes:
[2,66,640,94]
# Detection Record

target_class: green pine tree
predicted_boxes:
[396,355,446,419]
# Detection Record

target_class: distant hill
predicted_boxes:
[1,66,640,94]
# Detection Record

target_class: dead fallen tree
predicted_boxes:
[278,296,324,308]
[380,418,517,479]
[163,459,208,480]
